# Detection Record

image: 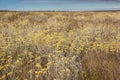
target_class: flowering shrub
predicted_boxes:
[0,11,120,80]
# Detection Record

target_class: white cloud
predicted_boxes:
[112,6,120,8]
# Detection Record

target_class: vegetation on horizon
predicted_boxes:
[0,11,120,80]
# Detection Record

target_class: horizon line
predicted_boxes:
[0,9,120,12]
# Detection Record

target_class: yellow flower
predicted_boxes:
[0,75,6,80]
[35,71,42,75]
[66,68,70,73]
[46,62,51,66]
[0,66,4,70]
[41,68,48,71]
[28,69,33,74]
[7,72,13,76]
[36,63,42,68]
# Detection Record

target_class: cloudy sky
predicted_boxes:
[0,0,120,11]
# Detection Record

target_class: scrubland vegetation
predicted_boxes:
[0,11,120,80]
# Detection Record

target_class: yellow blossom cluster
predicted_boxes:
[0,11,120,80]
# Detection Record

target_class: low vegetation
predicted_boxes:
[0,11,120,80]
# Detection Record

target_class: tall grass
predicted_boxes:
[0,11,120,80]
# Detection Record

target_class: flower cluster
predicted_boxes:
[0,11,120,80]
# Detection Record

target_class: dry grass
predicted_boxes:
[0,11,120,80]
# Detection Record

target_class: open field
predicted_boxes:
[0,11,120,80]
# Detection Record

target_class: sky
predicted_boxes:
[0,0,120,11]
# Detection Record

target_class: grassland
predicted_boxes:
[0,11,120,80]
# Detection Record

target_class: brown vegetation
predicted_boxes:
[0,11,120,80]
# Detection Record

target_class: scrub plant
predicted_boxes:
[0,11,120,80]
